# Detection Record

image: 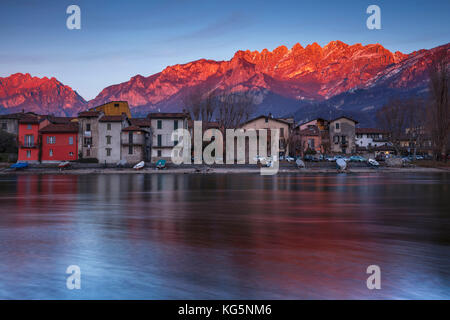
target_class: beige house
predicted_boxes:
[147,112,189,162]
[121,126,150,163]
[329,116,357,154]
[77,111,103,159]
[240,115,292,157]
[98,115,129,164]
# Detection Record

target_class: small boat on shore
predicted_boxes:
[336,158,347,171]
[133,161,145,170]
[10,162,28,170]
[156,159,166,170]
[58,161,71,168]
[368,159,380,167]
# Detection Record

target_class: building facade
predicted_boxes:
[241,115,292,157]
[329,117,357,154]
[40,123,79,162]
[17,116,40,162]
[98,115,129,164]
[121,126,149,163]
[88,101,132,118]
[77,111,102,160]
[148,113,188,162]
[355,128,389,149]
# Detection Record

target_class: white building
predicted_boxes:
[147,112,189,162]
[355,128,390,149]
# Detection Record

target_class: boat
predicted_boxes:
[133,161,145,170]
[156,159,166,170]
[58,161,71,168]
[336,158,347,171]
[296,159,305,168]
[10,162,28,169]
[368,159,380,167]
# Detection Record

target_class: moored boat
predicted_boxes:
[133,161,145,170]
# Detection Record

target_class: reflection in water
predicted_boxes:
[0,173,449,299]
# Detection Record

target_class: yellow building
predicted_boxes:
[89,101,132,118]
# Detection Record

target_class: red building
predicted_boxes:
[17,116,40,162]
[40,123,79,162]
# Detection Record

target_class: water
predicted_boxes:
[0,173,449,299]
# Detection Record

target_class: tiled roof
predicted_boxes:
[330,116,359,124]
[40,123,79,133]
[241,115,292,126]
[19,115,40,124]
[47,116,75,124]
[122,125,146,132]
[78,111,101,118]
[356,128,387,134]
[129,118,151,127]
[298,126,319,136]
[1,112,40,120]
[99,115,124,122]
[147,112,188,119]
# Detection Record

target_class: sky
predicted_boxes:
[0,0,449,100]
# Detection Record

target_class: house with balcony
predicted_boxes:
[17,115,41,162]
[77,111,103,160]
[40,123,79,162]
[355,128,392,153]
[129,118,152,162]
[329,116,357,154]
[147,112,189,162]
[121,126,150,163]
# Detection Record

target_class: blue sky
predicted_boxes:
[1,0,449,100]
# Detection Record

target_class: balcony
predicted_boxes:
[84,131,92,137]
[19,143,38,149]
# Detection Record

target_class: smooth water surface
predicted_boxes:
[0,173,449,299]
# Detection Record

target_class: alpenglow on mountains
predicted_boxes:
[1,41,448,125]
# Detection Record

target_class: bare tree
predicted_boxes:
[216,92,255,129]
[405,98,428,157]
[428,52,449,161]
[377,99,409,154]
[183,88,217,122]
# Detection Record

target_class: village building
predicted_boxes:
[76,111,103,160]
[240,115,292,157]
[98,115,129,164]
[329,116,357,154]
[40,123,79,162]
[88,101,132,118]
[148,112,189,162]
[121,126,149,164]
[0,112,40,136]
[129,118,152,162]
[17,115,41,162]
[355,128,389,149]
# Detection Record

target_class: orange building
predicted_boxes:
[17,116,40,162]
[88,101,132,118]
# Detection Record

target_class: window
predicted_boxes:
[69,136,73,145]
[174,120,178,130]
[24,134,34,147]
[47,136,56,144]
[265,117,268,123]
[106,136,112,145]
[280,128,284,138]
[107,123,111,130]
[341,136,347,144]
[27,124,32,130]
[84,137,92,147]
[106,148,111,157]
[86,149,90,157]
[157,120,162,129]
[157,134,162,147]
[86,123,91,131]
[129,145,133,155]
[308,139,315,149]
[26,150,31,158]
[114,103,119,108]
[335,123,340,130]
[333,135,340,144]
[69,152,74,156]
[49,149,53,157]
[1,122,6,130]
[157,150,162,157]
[128,132,133,144]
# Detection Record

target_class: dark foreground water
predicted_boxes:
[0,173,449,299]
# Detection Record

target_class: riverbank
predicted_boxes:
[0,163,448,175]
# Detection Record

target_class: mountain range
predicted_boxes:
[1,41,448,126]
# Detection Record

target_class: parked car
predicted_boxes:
[349,155,367,162]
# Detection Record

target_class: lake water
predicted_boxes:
[0,173,449,299]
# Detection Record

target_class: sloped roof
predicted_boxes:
[78,111,101,118]
[129,118,151,127]
[356,128,386,134]
[99,115,124,122]
[122,125,146,132]
[40,123,79,133]
[147,112,188,119]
